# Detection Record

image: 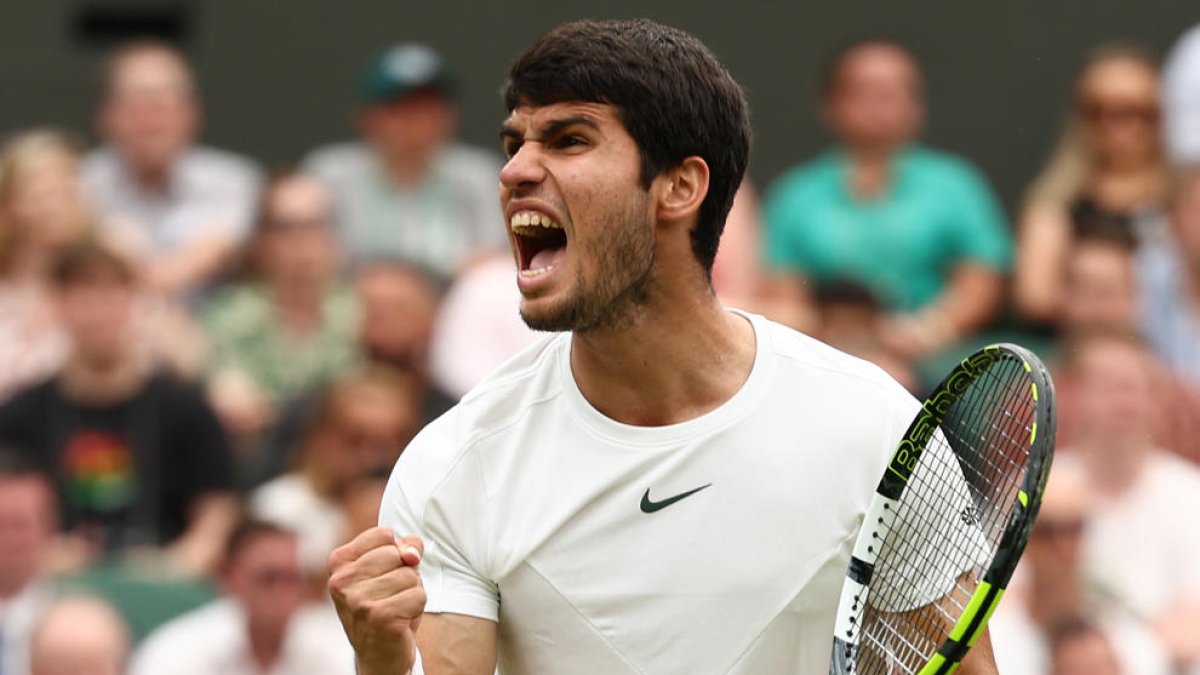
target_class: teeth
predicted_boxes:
[509,211,560,231]
[519,265,555,278]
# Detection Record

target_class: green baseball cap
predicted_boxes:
[363,43,455,103]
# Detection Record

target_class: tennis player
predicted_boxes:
[328,19,999,674]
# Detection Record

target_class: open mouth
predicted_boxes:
[511,211,567,279]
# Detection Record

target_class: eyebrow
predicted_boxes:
[499,115,602,142]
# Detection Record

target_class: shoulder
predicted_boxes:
[132,599,239,666]
[186,146,263,184]
[757,314,914,403]
[392,333,567,502]
[302,142,373,177]
[1147,452,1200,494]
[904,146,994,191]
[766,153,840,201]
[204,285,269,324]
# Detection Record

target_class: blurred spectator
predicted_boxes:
[811,281,917,391]
[82,41,263,297]
[303,43,505,281]
[204,173,357,446]
[1163,24,1200,164]
[1047,620,1124,675]
[763,39,1010,358]
[1061,229,1139,335]
[0,131,88,402]
[129,520,354,675]
[0,242,237,576]
[989,459,1170,675]
[429,254,541,398]
[356,259,456,421]
[0,451,58,675]
[1050,233,1200,462]
[1015,44,1170,325]
[1138,168,1200,384]
[1067,330,1200,669]
[250,368,419,577]
[28,595,129,675]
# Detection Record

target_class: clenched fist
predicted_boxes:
[329,526,426,675]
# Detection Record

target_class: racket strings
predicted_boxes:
[855,356,1038,674]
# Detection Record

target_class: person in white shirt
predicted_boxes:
[1164,24,1200,165]
[327,18,1000,675]
[251,368,421,577]
[131,520,354,675]
[988,458,1171,675]
[1066,330,1200,672]
[0,452,58,675]
[82,41,263,296]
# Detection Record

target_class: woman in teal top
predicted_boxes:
[763,39,1011,357]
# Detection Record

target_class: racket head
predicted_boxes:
[829,343,1056,675]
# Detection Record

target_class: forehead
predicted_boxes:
[503,101,622,132]
[1080,58,1157,101]
[836,44,920,87]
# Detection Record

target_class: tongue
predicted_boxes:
[529,246,565,271]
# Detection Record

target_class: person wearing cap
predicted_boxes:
[302,43,505,282]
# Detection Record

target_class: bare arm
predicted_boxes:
[166,492,240,576]
[957,628,1000,675]
[1012,203,1072,324]
[415,613,498,675]
[883,263,1004,359]
[147,233,238,296]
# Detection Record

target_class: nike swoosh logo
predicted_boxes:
[640,483,713,513]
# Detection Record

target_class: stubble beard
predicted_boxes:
[519,197,656,334]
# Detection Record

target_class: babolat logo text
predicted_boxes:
[888,346,1002,482]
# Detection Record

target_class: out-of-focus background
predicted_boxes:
[1,2,1199,674]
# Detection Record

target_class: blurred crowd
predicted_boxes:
[0,23,1198,675]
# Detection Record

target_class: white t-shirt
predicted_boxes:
[249,474,346,576]
[1164,24,1200,164]
[129,599,354,675]
[1083,452,1200,619]
[382,312,967,674]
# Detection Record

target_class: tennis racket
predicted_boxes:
[830,343,1056,675]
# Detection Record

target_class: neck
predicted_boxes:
[59,350,146,405]
[570,283,755,426]
[1026,570,1084,628]
[845,145,897,199]
[382,150,434,188]
[1083,440,1149,497]
[247,620,286,671]
[269,278,325,331]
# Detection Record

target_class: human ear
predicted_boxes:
[656,156,710,223]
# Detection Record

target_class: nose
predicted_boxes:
[499,142,546,194]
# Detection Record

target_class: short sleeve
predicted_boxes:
[172,381,235,496]
[379,428,500,622]
[944,164,1012,272]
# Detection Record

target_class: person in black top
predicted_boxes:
[0,241,237,576]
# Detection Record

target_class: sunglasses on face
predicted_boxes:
[1080,101,1160,126]
[1032,517,1086,541]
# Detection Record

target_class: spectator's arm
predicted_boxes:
[758,273,818,333]
[145,232,239,296]
[1012,203,1071,324]
[165,492,240,576]
[883,263,1004,358]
